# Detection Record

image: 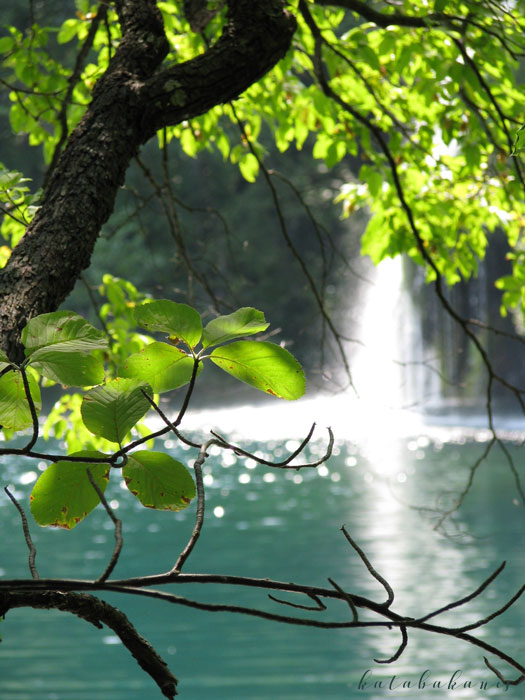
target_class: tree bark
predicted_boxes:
[0,0,296,361]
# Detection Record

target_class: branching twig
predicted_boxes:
[210,425,334,469]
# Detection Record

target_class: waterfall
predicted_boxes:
[351,256,440,412]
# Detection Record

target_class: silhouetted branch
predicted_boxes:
[210,425,334,469]
[328,576,358,622]
[4,486,38,579]
[20,366,39,452]
[0,590,178,698]
[484,657,525,687]
[172,438,216,573]
[86,469,123,584]
[229,102,356,391]
[416,561,507,624]
[374,625,408,664]
[268,591,326,611]
[340,525,394,607]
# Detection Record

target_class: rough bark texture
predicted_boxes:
[0,0,296,361]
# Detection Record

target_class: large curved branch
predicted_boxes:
[0,589,178,698]
[0,0,295,360]
[141,0,296,138]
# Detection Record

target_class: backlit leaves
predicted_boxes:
[202,308,269,349]
[210,341,305,400]
[81,378,152,444]
[134,300,202,349]
[30,452,109,529]
[123,451,195,511]
[120,341,199,393]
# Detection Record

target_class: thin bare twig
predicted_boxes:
[328,577,358,622]
[374,625,408,664]
[86,469,123,583]
[210,425,334,469]
[4,486,39,579]
[340,525,394,607]
[20,366,39,452]
[172,438,217,573]
[268,591,326,611]
[416,561,507,624]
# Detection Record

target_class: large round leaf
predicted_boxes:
[81,378,152,444]
[120,341,200,393]
[0,370,41,430]
[30,451,109,529]
[210,341,305,400]
[30,350,105,387]
[22,310,107,356]
[201,307,269,349]
[134,300,202,349]
[123,451,195,511]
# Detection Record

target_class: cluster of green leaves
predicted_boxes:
[0,167,40,267]
[2,1,525,326]
[150,0,525,304]
[0,301,305,529]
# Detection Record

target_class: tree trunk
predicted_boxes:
[0,0,296,361]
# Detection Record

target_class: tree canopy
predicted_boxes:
[0,1,523,364]
[1,0,525,695]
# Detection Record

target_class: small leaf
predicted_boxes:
[30,350,105,387]
[22,311,107,356]
[81,378,152,444]
[511,124,525,155]
[0,349,11,371]
[210,341,305,400]
[0,370,41,430]
[120,341,200,393]
[202,307,269,349]
[123,451,195,510]
[30,452,109,529]
[135,300,202,349]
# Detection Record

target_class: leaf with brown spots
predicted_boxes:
[30,451,110,529]
[210,341,305,400]
[123,451,195,511]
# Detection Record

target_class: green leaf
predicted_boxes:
[120,341,200,393]
[0,370,41,430]
[134,300,202,349]
[0,349,11,371]
[239,152,259,182]
[202,307,269,349]
[30,452,109,529]
[57,18,79,44]
[511,125,525,155]
[81,378,152,444]
[22,311,107,356]
[123,451,195,510]
[0,36,14,53]
[210,340,305,400]
[29,350,105,387]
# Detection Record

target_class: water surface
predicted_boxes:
[1,423,524,699]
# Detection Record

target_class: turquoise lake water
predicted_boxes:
[1,422,525,699]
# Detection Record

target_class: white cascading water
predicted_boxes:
[182,255,435,443]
